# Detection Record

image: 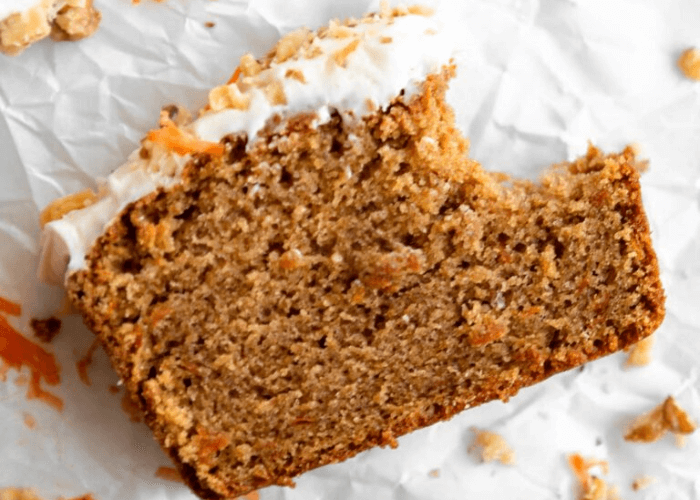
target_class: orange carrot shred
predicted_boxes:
[227,66,241,85]
[147,123,224,157]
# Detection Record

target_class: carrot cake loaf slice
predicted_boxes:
[38,6,665,499]
[0,0,100,55]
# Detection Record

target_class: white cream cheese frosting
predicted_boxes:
[39,8,454,285]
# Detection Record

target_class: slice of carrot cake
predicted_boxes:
[0,0,100,55]
[38,6,665,499]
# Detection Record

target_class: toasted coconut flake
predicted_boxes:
[624,396,696,443]
[40,189,99,227]
[333,38,361,67]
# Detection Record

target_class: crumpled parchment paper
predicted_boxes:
[1,0,699,499]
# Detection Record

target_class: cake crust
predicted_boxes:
[66,68,664,498]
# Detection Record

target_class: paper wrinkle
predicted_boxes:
[2,0,700,499]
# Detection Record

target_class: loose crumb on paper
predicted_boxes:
[678,47,700,81]
[30,317,62,343]
[468,428,515,465]
[428,468,440,478]
[567,454,620,500]
[624,335,653,368]
[631,475,656,491]
[155,466,183,483]
[624,396,696,443]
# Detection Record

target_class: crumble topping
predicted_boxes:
[624,335,654,368]
[469,428,516,465]
[678,47,700,81]
[624,396,696,443]
[567,454,620,500]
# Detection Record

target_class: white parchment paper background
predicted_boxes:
[1,0,699,498]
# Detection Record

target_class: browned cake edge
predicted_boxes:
[65,79,665,498]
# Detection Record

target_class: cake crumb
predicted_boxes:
[155,466,183,483]
[678,47,700,81]
[380,36,392,44]
[204,21,215,28]
[428,468,440,478]
[624,335,654,368]
[567,454,619,500]
[108,384,120,394]
[631,475,656,491]
[242,492,259,500]
[30,317,62,343]
[624,396,696,443]
[469,428,515,465]
[23,412,36,429]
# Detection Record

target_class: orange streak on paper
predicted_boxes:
[0,296,21,316]
[0,311,63,412]
[155,466,184,483]
[76,337,101,386]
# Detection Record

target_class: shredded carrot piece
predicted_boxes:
[0,296,21,317]
[227,66,241,85]
[147,123,224,156]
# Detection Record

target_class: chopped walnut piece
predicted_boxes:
[624,335,654,368]
[263,79,287,106]
[631,475,656,491]
[567,454,619,500]
[274,28,309,63]
[208,84,251,112]
[0,4,52,56]
[50,0,101,42]
[284,68,306,83]
[333,38,360,67]
[469,428,515,465]
[328,24,355,39]
[678,47,700,81]
[239,53,262,77]
[40,188,99,227]
[624,396,696,443]
[392,5,410,17]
